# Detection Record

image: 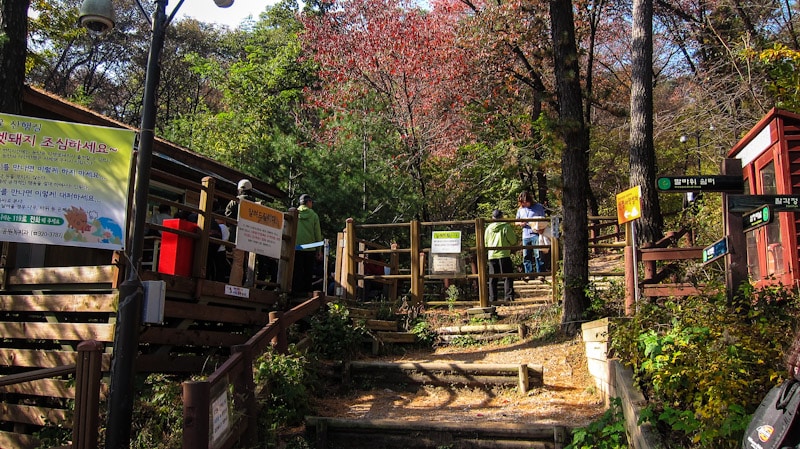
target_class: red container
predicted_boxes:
[158,218,198,276]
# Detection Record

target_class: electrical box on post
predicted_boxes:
[142,280,166,325]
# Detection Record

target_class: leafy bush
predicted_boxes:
[254,351,313,428]
[565,397,627,449]
[309,301,367,360]
[130,374,185,449]
[611,284,800,448]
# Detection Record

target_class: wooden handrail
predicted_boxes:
[182,292,328,449]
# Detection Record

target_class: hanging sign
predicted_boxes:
[235,199,283,259]
[728,195,800,213]
[431,230,461,254]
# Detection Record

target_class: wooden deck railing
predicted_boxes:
[182,292,329,449]
[0,341,103,449]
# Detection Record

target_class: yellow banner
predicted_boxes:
[0,113,135,250]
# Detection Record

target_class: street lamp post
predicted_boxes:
[78,0,233,447]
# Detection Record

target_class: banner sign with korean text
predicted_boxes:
[0,113,135,250]
[235,199,283,259]
[742,205,772,233]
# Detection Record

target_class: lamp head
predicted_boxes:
[79,0,115,33]
[214,0,234,7]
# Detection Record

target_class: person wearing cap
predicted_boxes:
[225,179,255,221]
[484,209,518,302]
[293,194,322,296]
[225,179,257,285]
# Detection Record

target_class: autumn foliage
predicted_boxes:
[301,0,477,158]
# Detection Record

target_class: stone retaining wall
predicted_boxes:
[581,318,664,449]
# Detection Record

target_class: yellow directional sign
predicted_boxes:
[616,186,642,224]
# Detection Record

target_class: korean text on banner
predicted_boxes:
[0,113,135,250]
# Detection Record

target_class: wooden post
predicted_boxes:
[722,158,747,299]
[475,217,488,308]
[73,340,103,449]
[410,220,422,306]
[269,311,287,354]
[550,227,560,304]
[279,208,299,293]
[345,219,357,300]
[194,176,216,279]
[183,381,211,449]
[518,364,529,394]
[389,242,399,301]
[624,246,636,315]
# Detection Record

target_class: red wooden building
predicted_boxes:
[727,108,800,287]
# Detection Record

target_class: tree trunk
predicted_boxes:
[630,0,663,244]
[0,0,30,114]
[549,0,590,336]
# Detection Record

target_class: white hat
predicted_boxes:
[237,179,252,191]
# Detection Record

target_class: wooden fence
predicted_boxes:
[183,292,329,449]
[335,216,627,308]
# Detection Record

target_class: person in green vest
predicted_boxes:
[293,194,323,295]
[485,209,518,302]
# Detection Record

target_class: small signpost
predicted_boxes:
[742,205,772,232]
[656,176,744,193]
[702,237,729,265]
[616,186,642,312]
[616,186,642,225]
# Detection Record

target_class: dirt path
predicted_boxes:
[312,304,607,429]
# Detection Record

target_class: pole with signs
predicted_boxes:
[616,186,642,314]
[721,159,748,300]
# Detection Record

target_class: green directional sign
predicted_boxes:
[657,176,743,193]
[702,237,729,264]
[742,205,772,232]
[728,195,800,213]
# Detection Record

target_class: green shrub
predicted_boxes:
[309,301,367,360]
[611,284,800,448]
[130,374,185,449]
[254,351,313,428]
[565,397,627,449]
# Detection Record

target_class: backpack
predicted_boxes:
[743,378,800,449]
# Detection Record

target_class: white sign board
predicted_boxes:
[235,199,283,259]
[210,380,231,448]
[431,230,461,254]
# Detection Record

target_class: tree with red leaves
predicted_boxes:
[301,0,476,221]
